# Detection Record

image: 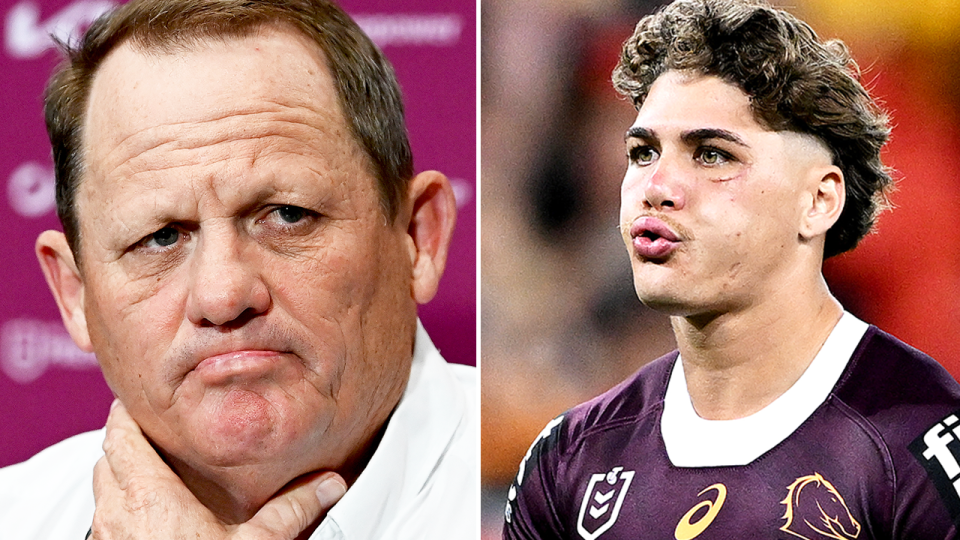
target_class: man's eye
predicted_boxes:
[628,145,658,165]
[149,227,180,247]
[274,205,307,224]
[697,148,731,166]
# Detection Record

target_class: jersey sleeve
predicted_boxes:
[502,415,568,540]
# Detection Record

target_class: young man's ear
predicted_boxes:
[402,170,457,305]
[35,231,92,352]
[800,166,845,240]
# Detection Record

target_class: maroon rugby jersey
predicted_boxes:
[503,323,960,539]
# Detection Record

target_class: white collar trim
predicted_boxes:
[661,311,868,467]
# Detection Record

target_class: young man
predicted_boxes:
[503,0,960,538]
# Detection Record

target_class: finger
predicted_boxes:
[237,472,347,539]
[92,456,120,504]
[90,455,129,539]
[102,400,175,489]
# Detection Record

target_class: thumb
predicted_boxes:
[236,472,347,539]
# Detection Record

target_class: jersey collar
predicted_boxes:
[661,311,868,467]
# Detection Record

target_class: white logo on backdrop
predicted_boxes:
[449,178,473,208]
[4,0,115,59]
[355,14,463,47]
[1,318,97,384]
[4,4,462,58]
[8,161,55,217]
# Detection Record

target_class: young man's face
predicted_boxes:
[619,70,837,318]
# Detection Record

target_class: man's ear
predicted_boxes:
[799,166,845,240]
[403,170,457,305]
[35,231,93,352]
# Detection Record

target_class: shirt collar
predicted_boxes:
[661,311,869,467]
[312,320,465,539]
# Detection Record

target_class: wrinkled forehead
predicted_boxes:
[83,24,346,158]
[71,24,381,239]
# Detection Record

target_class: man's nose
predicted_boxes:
[185,227,270,327]
[633,158,686,211]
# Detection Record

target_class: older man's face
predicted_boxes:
[71,27,417,480]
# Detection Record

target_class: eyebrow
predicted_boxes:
[624,126,750,148]
[681,128,749,148]
[625,126,655,142]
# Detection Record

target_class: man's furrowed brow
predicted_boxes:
[681,128,749,147]
[625,126,656,143]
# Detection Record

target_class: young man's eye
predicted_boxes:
[628,145,658,165]
[696,147,732,165]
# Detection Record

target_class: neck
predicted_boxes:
[672,274,842,421]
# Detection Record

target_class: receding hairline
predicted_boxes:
[47,0,414,264]
[76,21,374,196]
[82,21,351,135]
[68,22,379,269]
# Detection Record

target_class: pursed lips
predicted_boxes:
[193,349,287,384]
[629,216,682,260]
[169,333,301,388]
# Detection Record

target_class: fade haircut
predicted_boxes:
[613,0,892,258]
[45,0,413,260]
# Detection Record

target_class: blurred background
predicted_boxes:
[0,0,476,467]
[480,0,960,536]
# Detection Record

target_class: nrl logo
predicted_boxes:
[780,473,861,540]
[576,466,635,540]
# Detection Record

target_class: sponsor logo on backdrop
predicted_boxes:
[5,2,463,59]
[354,14,463,47]
[5,0,115,59]
[8,161,55,217]
[1,318,97,384]
[449,178,473,208]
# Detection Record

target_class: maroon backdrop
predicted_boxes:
[0,0,476,467]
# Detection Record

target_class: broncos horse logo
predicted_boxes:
[780,473,861,540]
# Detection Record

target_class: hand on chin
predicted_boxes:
[91,399,346,539]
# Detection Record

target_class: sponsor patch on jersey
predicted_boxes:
[504,414,565,524]
[675,483,726,540]
[909,409,960,525]
[780,473,860,539]
[576,466,635,540]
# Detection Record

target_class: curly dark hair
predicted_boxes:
[45,0,412,262]
[613,0,892,258]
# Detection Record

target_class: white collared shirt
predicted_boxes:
[312,322,478,539]
[0,321,477,540]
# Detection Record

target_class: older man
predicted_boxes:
[504,0,960,538]
[0,0,475,538]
